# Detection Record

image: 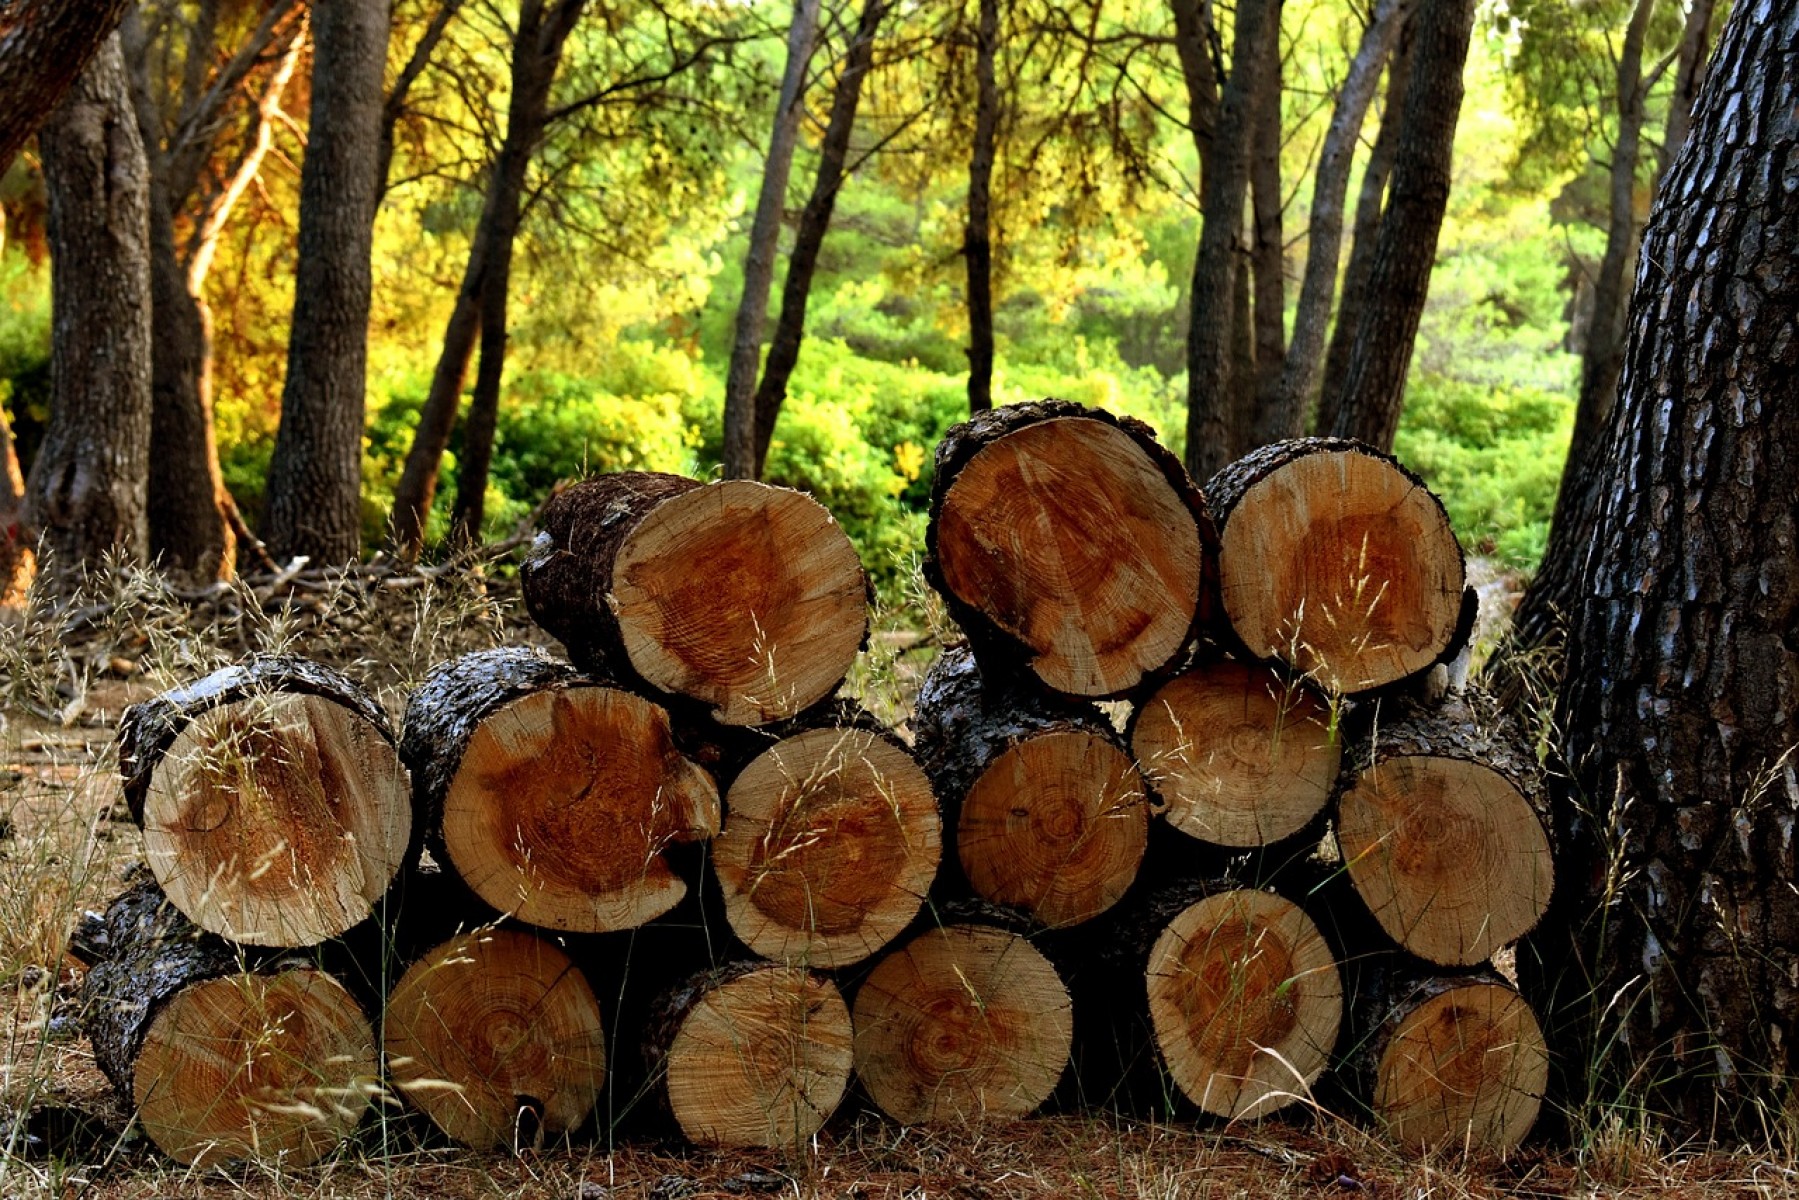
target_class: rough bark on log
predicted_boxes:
[1205,437,1469,695]
[713,723,939,968]
[1131,657,1342,847]
[80,877,377,1166]
[642,960,852,1148]
[398,647,719,933]
[384,925,606,1150]
[1336,688,1551,967]
[115,655,411,947]
[521,472,869,725]
[852,918,1073,1124]
[912,646,1148,928]
[926,400,1216,698]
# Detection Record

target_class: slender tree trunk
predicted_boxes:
[1316,20,1412,435]
[1326,0,1474,451]
[0,0,134,174]
[751,0,887,474]
[964,0,1000,416]
[1226,251,1256,454]
[390,244,485,556]
[1266,0,1407,443]
[262,0,391,564]
[1168,0,1218,186]
[1183,0,1277,482]
[1655,0,1716,184]
[721,0,823,476]
[22,34,153,585]
[1245,6,1285,455]
[0,401,29,602]
[449,249,511,547]
[376,0,464,200]
[1526,0,1799,1135]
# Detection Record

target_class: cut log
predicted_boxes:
[926,400,1215,698]
[116,655,412,948]
[1205,438,1469,695]
[1348,965,1547,1153]
[80,877,377,1166]
[643,961,853,1148]
[521,472,869,725]
[400,647,720,934]
[852,918,1073,1124]
[1336,690,1551,966]
[384,926,605,1150]
[713,725,940,968]
[1131,658,1342,847]
[912,646,1148,928]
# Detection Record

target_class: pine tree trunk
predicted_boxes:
[23,33,153,586]
[0,391,30,602]
[1184,0,1277,482]
[0,0,134,174]
[1326,0,1474,451]
[1246,7,1285,454]
[262,0,390,563]
[1528,0,1799,1135]
[964,0,1000,415]
[750,0,886,473]
[1268,0,1407,442]
[448,234,512,545]
[722,0,823,476]
[1168,0,1219,187]
[1655,0,1716,182]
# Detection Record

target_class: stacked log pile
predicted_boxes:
[77,402,1551,1166]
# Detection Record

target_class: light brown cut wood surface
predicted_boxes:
[132,968,376,1167]
[441,686,719,932]
[936,418,1204,696]
[1146,889,1341,1119]
[384,928,606,1149]
[958,730,1147,928]
[611,481,867,725]
[1133,662,1340,847]
[714,728,940,968]
[1218,450,1463,693]
[852,923,1073,1124]
[141,692,411,947]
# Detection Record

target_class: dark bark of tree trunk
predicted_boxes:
[964,0,1000,416]
[722,0,823,476]
[1245,8,1285,456]
[23,33,153,585]
[750,0,887,474]
[0,0,134,174]
[1168,0,1218,187]
[449,238,513,545]
[1227,251,1256,453]
[262,0,391,564]
[1265,0,1407,443]
[1183,0,1277,482]
[1315,19,1412,436]
[1655,0,1716,184]
[1524,0,1799,1135]
[1325,0,1474,451]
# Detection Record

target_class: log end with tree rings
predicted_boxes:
[440,685,720,932]
[1337,756,1552,967]
[139,691,411,947]
[932,408,1209,697]
[384,928,606,1150]
[608,480,869,725]
[1371,979,1548,1153]
[958,729,1148,928]
[713,727,940,969]
[650,964,854,1148]
[1210,441,1465,695]
[852,923,1073,1124]
[1145,889,1341,1119]
[1132,660,1341,847]
[133,968,377,1167]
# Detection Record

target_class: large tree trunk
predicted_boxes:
[1314,19,1412,437]
[721,0,823,477]
[1266,0,1407,442]
[1527,0,1799,1135]
[1244,7,1285,455]
[750,0,886,473]
[964,0,1000,415]
[23,33,153,585]
[1325,0,1475,451]
[0,0,134,175]
[262,0,391,563]
[1182,0,1277,482]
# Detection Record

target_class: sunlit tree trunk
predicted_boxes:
[964,0,1000,415]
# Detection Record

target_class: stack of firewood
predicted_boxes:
[76,401,1551,1168]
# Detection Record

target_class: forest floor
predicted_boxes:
[2,554,1785,1199]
